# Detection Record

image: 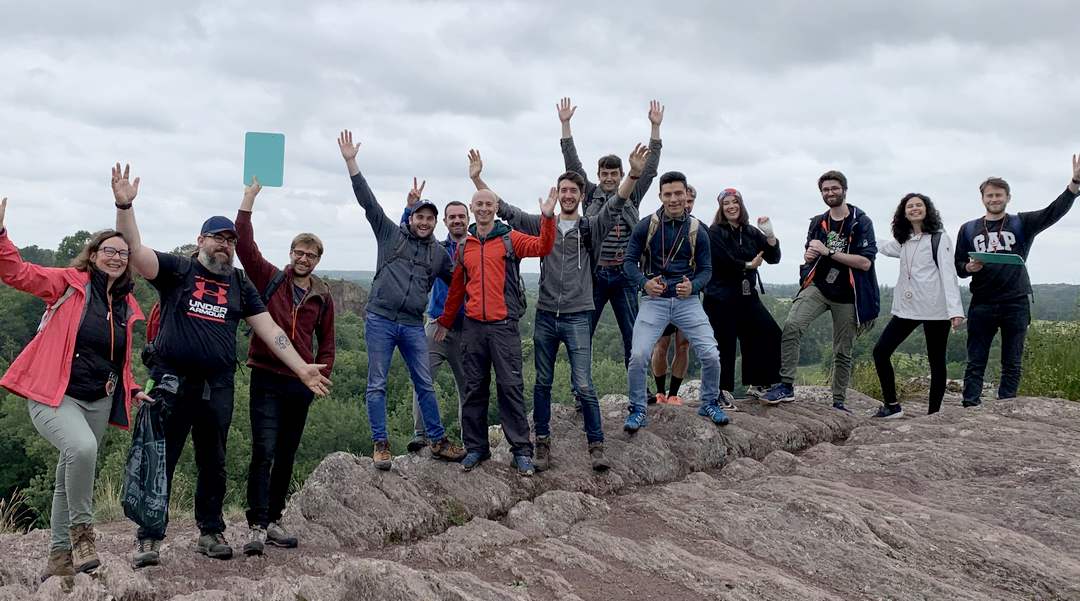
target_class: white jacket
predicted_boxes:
[879,232,964,321]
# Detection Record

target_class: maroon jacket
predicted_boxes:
[235,210,335,378]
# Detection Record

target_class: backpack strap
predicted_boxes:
[37,285,78,333]
[687,218,700,272]
[261,270,287,304]
[930,231,942,268]
[641,213,661,274]
[372,233,411,283]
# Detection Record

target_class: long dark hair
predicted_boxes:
[70,229,134,290]
[712,188,749,227]
[892,193,943,243]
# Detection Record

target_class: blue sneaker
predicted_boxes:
[872,403,903,419]
[699,403,731,425]
[762,383,794,405]
[623,408,649,432]
[832,401,852,414]
[510,455,535,477]
[461,451,490,471]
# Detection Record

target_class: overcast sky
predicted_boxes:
[2,1,1078,286]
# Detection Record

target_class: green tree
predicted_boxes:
[54,230,93,266]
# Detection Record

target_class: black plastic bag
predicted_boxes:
[122,399,168,531]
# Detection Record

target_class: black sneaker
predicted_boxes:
[962,399,982,408]
[406,434,428,453]
[196,532,233,560]
[872,403,903,419]
[534,436,551,471]
[832,401,853,414]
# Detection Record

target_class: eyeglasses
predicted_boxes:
[821,186,844,193]
[99,246,130,260]
[207,233,237,246]
[291,249,321,261]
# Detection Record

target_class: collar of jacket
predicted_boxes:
[468,220,512,241]
[654,206,689,224]
[283,264,331,299]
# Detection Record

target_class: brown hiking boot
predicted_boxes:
[429,437,466,462]
[373,440,392,470]
[588,442,610,472]
[41,548,74,582]
[534,436,551,471]
[69,523,100,573]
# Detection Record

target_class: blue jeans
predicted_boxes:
[533,310,603,444]
[963,298,1030,403]
[590,266,639,367]
[628,296,720,410]
[364,313,445,442]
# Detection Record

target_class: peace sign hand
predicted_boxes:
[111,163,141,206]
[406,177,426,209]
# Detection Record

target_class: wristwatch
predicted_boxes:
[828,248,835,257]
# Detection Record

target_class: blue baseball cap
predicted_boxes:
[200,216,237,236]
[412,199,439,216]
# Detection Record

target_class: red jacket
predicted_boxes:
[0,230,143,429]
[235,210,336,378]
[439,217,555,326]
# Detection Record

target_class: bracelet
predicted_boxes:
[629,174,640,180]
[1072,178,1080,185]
[115,202,133,210]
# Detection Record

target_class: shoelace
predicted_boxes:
[74,532,93,557]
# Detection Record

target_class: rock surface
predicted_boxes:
[3,386,1080,599]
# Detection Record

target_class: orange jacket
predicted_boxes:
[439,218,555,325]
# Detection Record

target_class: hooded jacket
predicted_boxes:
[0,229,143,429]
[439,218,555,325]
[798,204,880,326]
[705,222,781,298]
[235,210,336,378]
[351,172,453,326]
[622,208,712,297]
[496,191,627,314]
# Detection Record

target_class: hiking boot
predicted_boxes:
[718,390,739,412]
[69,523,100,573]
[588,442,610,472]
[429,437,466,462]
[132,538,161,568]
[653,393,667,405]
[406,433,428,453]
[745,385,768,399]
[872,403,904,419]
[762,383,794,405]
[699,403,732,425]
[196,532,234,560]
[832,401,853,414]
[461,451,490,472]
[266,521,299,548]
[41,548,74,582]
[665,395,684,406]
[962,398,982,408]
[534,436,551,471]
[373,440,392,471]
[243,526,265,557]
[510,455,535,477]
[624,408,648,433]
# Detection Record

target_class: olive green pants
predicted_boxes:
[779,285,858,403]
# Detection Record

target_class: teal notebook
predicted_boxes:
[969,251,1025,266]
[243,132,285,187]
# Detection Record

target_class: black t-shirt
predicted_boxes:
[66,270,130,401]
[812,218,855,303]
[149,251,266,374]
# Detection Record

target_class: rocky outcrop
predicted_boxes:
[324,278,367,316]
[3,387,1080,600]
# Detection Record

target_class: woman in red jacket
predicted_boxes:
[0,197,150,580]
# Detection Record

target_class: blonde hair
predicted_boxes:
[291,233,324,257]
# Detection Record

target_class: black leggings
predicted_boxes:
[872,317,950,413]
[703,292,782,393]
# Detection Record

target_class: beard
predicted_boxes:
[198,249,234,276]
[823,192,846,208]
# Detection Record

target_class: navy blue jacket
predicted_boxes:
[623,208,712,298]
[798,204,880,325]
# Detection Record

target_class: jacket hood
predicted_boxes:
[468,220,512,240]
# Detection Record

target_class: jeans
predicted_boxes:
[246,368,314,528]
[590,266,639,367]
[628,296,720,410]
[411,320,466,437]
[873,317,950,412]
[779,285,858,403]
[364,312,446,443]
[963,298,1030,403]
[28,395,110,551]
[533,310,603,444]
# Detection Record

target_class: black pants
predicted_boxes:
[703,292,782,392]
[460,318,532,458]
[245,368,314,528]
[138,366,234,540]
[872,317,950,413]
[963,298,1030,403]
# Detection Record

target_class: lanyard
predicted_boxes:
[982,215,1007,251]
[660,216,688,269]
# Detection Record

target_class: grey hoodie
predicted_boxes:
[497,192,627,314]
[351,172,452,325]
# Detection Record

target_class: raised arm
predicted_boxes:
[234,176,279,289]
[593,145,646,237]
[246,312,331,396]
[627,101,664,207]
[466,149,542,234]
[112,163,159,280]
[338,129,397,240]
[0,199,69,301]
[756,218,781,263]
[1018,153,1080,238]
[558,98,593,188]
[507,189,557,258]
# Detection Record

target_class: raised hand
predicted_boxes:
[337,129,360,161]
[675,275,693,298]
[0,197,6,230]
[245,175,262,199]
[648,100,665,126]
[539,186,558,217]
[757,216,775,239]
[557,97,577,123]
[627,143,649,176]
[111,163,141,206]
[406,177,426,208]
[1072,153,1080,182]
[468,149,483,179]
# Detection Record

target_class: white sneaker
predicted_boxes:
[745,385,768,399]
[718,390,740,412]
